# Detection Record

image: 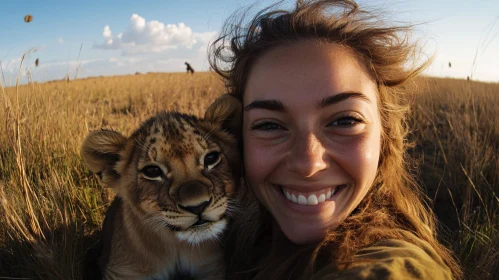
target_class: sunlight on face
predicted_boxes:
[243,41,381,244]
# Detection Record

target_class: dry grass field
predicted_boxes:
[0,72,497,279]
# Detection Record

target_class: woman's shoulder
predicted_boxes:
[312,230,452,280]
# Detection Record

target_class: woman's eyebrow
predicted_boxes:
[318,91,371,108]
[244,99,284,112]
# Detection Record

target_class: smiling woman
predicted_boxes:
[210,0,463,279]
[244,41,381,245]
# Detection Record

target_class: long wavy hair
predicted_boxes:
[210,0,462,279]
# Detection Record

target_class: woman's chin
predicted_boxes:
[277,221,329,245]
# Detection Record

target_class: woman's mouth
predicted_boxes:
[279,185,347,206]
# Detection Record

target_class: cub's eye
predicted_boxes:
[141,165,163,180]
[204,151,221,169]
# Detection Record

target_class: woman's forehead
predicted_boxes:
[244,40,378,105]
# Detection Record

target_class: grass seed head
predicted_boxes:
[24,14,33,23]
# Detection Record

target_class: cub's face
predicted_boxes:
[82,95,242,244]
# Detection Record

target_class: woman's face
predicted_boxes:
[243,41,381,244]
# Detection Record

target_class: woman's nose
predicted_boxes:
[288,132,328,177]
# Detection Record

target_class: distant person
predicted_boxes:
[209,0,463,279]
[185,62,195,74]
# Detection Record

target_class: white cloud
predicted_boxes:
[94,14,216,55]
[107,56,144,67]
[1,58,22,73]
[42,58,102,68]
[58,37,64,44]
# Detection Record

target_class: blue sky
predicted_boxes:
[1,0,498,85]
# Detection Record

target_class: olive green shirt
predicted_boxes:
[312,235,452,280]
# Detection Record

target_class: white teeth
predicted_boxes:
[282,186,344,206]
[297,195,307,205]
[307,194,318,205]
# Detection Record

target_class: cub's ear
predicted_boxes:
[204,94,242,138]
[81,130,127,185]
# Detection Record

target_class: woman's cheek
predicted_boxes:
[243,139,263,183]
[244,137,259,180]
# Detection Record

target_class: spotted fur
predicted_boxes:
[81,95,242,280]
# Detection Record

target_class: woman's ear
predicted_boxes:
[81,129,127,186]
[204,94,242,138]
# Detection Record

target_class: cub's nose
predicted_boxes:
[177,180,211,215]
[181,200,210,215]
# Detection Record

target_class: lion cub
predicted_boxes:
[81,95,242,280]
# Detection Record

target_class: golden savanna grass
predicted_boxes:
[0,72,498,279]
[408,77,499,279]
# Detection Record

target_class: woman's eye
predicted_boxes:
[251,121,284,131]
[142,165,163,179]
[330,116,364,127]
